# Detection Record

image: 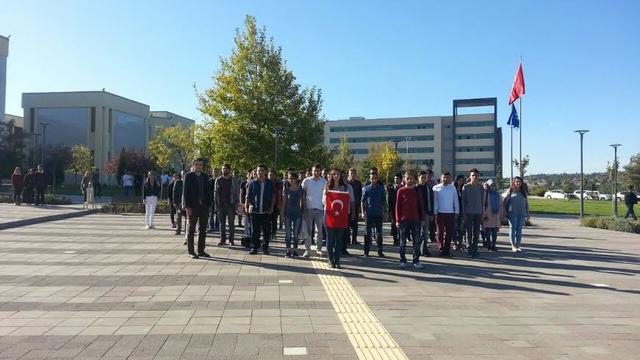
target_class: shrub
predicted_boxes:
[581,216,640,234]
[101,201,171,214]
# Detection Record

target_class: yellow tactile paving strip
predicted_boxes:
[312,260,409,360]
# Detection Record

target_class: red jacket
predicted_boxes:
[395,186,424,223]
[11,174,24,189]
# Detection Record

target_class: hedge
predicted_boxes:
[581,216,640,234]
[0,195,72,205]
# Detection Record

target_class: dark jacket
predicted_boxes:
[35,172,48,189]
[143,180,161,197]
[347,179,363,213]
[23,173,35,189]
[417,183,435,215]
[183,171,211,208]
[81,176,91,194]
[247,178,275,214]
[386,184,400,210]
[214,175,239,207]
[172,179,184,208]
[625,191,638,207]
[168,181,175,204]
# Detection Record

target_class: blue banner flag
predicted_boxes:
[507,104,520,128]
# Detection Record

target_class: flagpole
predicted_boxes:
[510,126,514,182]
[518,56,523,178]
[518,56,524,178]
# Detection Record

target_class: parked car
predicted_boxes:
[544,189,568,200]
[590,191,612,201]
[573,190,595,200]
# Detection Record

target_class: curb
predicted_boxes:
[0,209,99,230]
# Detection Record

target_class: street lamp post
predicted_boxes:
[405,136,411,165]
[610,144,621,217]
[574,130,589,219]
[32,133,41,167]
[40,122,50,165]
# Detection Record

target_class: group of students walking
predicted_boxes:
[149,157,530,269]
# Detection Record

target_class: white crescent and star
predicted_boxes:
[330,199,344,216]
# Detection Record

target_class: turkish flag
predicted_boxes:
[508,63,525,105]
[325,190,350,229]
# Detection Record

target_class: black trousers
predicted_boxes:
[270,209,279,239]
[187,205,209,255]
[35,187,46,205]
[170,203,176,225]
[13,189,22,204]
[465,213,483,255]
[251,213,271,251]
[389,211,399,244]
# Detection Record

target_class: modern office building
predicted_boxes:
[149,110,195,139]
[324,98,501,179]
[21,90,195,184]
[0,35,9,123]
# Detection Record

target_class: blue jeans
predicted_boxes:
[508,214,526,247]
[284,215,301,250]
[625,206,636,220]
[400,220,421,263]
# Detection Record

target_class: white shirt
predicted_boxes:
[433,183,459,214]
[302,177,327,210]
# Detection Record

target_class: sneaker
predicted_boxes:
[263,248,270,255]
[172,223,177,228]
[316,250,323,257]
[285,251,291,258]
[512,246,518,252]
[516,247,523,252]
[217,241,227,246]
[149,225,155,229]
[378,251,386,258]
[248,249,258,255]
[331,263,337,268]
[174,231,181,236]
[399,262,407,268]
[145,225,151,230]
[292,251,299,257]
[336,263,342,269]
[413,262,423,269]
[302,251,311,258]
[188,253,199,259]
[198,252,211,258]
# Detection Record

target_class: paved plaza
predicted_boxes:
[0,208,638,359]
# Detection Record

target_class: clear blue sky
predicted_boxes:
[2,0,638,174]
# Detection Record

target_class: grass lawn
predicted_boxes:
[529,197,624,217]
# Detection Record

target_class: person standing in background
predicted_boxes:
[361,169,386,257]
[461,168,484,258]
[183,158,211,259]
[143,171,161,229]
[11,167,24,205]
[172,173,184,235]
[214,164,238,246]
[347,168,363,246]
[386,174,402,246]
[433,172,459,257]
[34,165,47,206]
[23,168,35,204]
[503,176,530,252]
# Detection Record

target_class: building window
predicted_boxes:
[29,108,35,133]
[455,133,494,140]
[329,135,434,144]
[455,121,494,128]
[329,123,434,132]
[455,158,495,164]
[456,146,495,152]
[90,107,96,132]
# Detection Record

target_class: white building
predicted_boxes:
[324,98,502,179]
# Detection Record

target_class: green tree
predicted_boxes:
[622,153,640,189]
[513,155,530,178]
[148,125,196,172]
[363,143,403,184]
[198,15,328,173]
[331,136,354,171]
[0,120,28,175]
[69,145,93,175]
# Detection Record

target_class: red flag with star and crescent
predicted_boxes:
[508,63,525,105]
[325,190,350,229]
